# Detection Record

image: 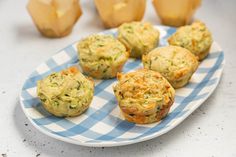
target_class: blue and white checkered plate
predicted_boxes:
[20,25,225,147]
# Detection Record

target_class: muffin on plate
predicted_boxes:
[117,22,160,58]
[168,21,213,60]
[37,67,94,117]
[77,35,129,79]
[142,46,198,88]
[113,69,175,124]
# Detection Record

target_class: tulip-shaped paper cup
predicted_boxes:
[95,0,146,28]
[27,0,82,38]
[153,0,201,27]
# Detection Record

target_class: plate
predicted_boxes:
[20,25,225,147]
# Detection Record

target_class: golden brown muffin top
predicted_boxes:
[143,46,199,82]
[113,69,175,116]
[117,22,160,57]
[168,21,213,56]
[37,67,94,111]
[77,34,128,63]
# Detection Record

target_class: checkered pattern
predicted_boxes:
[20,26,225,147]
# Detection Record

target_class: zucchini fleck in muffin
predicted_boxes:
[77,35,129,79]
[113,69,175,124]
[143,46,198,88]
[37,67,94,117]
[168,21,213,60]
[118,22,160,58]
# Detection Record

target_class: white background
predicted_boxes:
[0,0,236,157]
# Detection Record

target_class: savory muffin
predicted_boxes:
[113,69,175,124]
[168,21,213,60]
[117,22,160,58]
[142,46,198,88]
[37,67,94,117]
[77,35,129,79]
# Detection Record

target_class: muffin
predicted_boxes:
[142,46,198,88]
[77,35,129,79]
[37,67,94,117]
[113,69,175,124]
[117,22,160,58]
[168,21,213,60]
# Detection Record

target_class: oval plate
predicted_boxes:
[20,25,225,147]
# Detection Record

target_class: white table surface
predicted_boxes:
[0,0,236,157]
